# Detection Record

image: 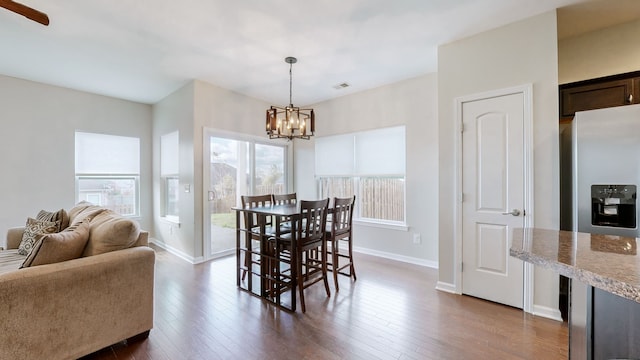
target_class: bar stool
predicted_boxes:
[272,192,297,205]
[239,194,273,282]
[272,193,296,232]
[272,198,330,312]
[325,196,356,291]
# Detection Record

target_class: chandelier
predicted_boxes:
[266,57,315,140]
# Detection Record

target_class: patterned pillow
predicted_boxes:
[20,221,90,268]
[36,208,70,232]
[18,218,59,256]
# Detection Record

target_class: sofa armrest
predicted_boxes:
[0,246,155,359]
[5,227,25,250]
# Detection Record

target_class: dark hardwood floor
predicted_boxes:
[82,245,568,359]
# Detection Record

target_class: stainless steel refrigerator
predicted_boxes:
[567,103,640,359]
[572,103,640,238]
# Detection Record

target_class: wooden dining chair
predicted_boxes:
[272,198,330,312]
[272,192,297,205]
[272,193,297,232]
[325,196,356,291]
[239,194,273,281]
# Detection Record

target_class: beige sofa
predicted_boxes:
[0,202,155,360]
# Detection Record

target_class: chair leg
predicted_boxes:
[297,249,306,313]
[348,237,356,281]
[322,244,331,297]
[332,238,340,291]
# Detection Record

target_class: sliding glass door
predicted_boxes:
[204,130,288,259]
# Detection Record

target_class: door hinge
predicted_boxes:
[461,262,464,273]
[460,123,465,133]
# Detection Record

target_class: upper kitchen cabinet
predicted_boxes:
[559,71,640,121]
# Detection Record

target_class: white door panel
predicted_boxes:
[462,93,525,308]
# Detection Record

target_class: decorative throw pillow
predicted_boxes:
[36,208,70,232]
[18,218,59,256]
[68,201,105,228]
[20,221,90,268]
[82,210,140,256]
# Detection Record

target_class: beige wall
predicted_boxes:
[0,75,153,239]
[298,73,439,265]
[438,11,561,315]
[151,79,271,262]
[559,18,640,84]
[152,82,196,260]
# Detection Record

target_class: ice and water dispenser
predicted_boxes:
[591,184,637,229]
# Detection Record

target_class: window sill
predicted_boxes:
[161,216,181,227]
[353,219,408,231]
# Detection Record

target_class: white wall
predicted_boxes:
[151,79,271,262]
[152,82,196,260]
[0,75,152,239]
[297,73,439,266]
[559,18,640,84]
[438,11,561,315]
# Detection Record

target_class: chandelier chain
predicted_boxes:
[289,62,293,106]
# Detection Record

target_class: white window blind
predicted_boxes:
[161,131,179,176]
[314,133,354,176]
[315,126,405,176]
[354,126,405,176]
[75,132,140,174]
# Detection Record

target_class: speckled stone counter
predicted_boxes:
[510,228,640,304]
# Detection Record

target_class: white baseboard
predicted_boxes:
[150,238,205,264]
[150,238,438,268]
[353,246,438,269]
[532,304,563,322]
[435,281,459,294]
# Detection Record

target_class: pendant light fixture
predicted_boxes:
[266,57,315,140]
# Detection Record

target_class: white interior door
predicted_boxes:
[461,92,525,308]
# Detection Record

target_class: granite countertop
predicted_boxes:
[510,228,640,303]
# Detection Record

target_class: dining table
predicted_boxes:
[233,203,302,311]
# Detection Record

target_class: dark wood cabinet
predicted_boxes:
[559,71,640,120]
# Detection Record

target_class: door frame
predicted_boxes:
[202,127,293,261]
[453,84,535,314]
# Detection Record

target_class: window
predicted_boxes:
[315,126,406,226]
[161,131,179,219]
[254,143,286,195]
[209,136,287,201]
[75,132,140,217]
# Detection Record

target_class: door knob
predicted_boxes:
[502,209,521,216]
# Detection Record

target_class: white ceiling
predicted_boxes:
[0,0,634,105]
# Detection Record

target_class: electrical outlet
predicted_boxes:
[413,233,421,244]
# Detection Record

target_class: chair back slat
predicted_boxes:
[272,192,297,205]
[298,198,329,248]
[331,196,355,235]
[241,194,273,229]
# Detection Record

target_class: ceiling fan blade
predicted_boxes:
[0,0,49,26]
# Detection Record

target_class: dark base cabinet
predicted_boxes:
[570,279,640,359]
[593,287,640,359]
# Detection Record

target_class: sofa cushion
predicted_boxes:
[20,221,90,268]
[68,201,106,226]
[36,208,70,232]
[0,249,25,275]
[82,210,140,257]
[17,218,59,256]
